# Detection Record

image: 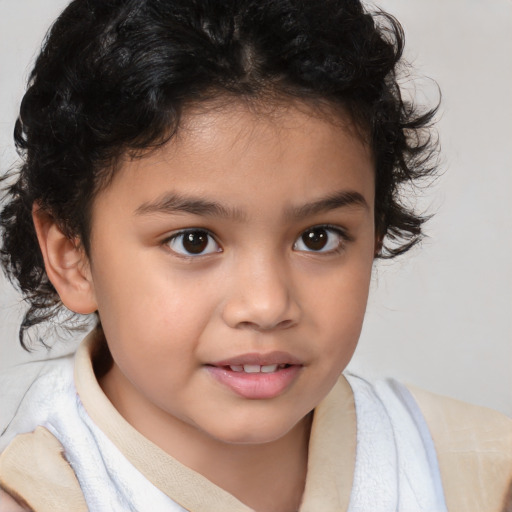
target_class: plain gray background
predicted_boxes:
[0,0,511,416]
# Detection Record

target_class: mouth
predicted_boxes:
[206,353,303,399]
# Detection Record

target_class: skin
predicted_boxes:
[35,101,377,511]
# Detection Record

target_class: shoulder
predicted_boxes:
[408,384,512,457]
[0,427,86,512]
[408,385,512,512]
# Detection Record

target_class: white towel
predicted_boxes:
[346,374,448,512]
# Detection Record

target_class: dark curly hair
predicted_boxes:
[0,0,438,348]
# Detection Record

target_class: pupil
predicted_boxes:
[183,231,208,254]
[302,228,327,251]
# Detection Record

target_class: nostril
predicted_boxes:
[238,321,257,330]
[236,319,295,331]
[276,319,294,329]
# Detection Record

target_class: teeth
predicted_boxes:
[243,364,261,373]
[228,364,281,373]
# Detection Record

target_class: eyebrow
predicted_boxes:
[135,193,246,221]
[285,190,369,220]
[135,189,369,221]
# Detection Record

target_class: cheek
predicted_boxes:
[311,260,373,358]
[93,249,203,322]
[93,262,221,369]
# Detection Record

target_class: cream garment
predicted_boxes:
[1,331,511,511]
[409,385,512,512]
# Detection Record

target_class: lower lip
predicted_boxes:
[206,365,302,399]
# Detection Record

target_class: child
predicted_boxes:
[0,0,510,510]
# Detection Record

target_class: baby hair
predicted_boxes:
[0,0,438,347]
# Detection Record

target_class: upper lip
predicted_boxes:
[210,351,303,367]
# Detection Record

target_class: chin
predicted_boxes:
[204,412,308,446]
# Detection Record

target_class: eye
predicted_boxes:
[293,226,347,253]
[166,229,221,256]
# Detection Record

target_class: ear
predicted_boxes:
[32,203,97,314]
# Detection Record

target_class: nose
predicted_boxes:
[221,255,301,332]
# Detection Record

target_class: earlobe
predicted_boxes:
[32,204,98,315]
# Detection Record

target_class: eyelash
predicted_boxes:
[163,224,351,258]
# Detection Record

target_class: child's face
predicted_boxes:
[85,101,376,446]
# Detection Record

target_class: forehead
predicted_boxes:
[92,100,375,220]
[173,98,370,165]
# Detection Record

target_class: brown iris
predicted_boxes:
[301,228,329,251]
[182,231,209,254]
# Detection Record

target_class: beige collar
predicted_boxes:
[75,331,356,511]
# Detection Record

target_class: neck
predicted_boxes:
[187,414,313,512]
